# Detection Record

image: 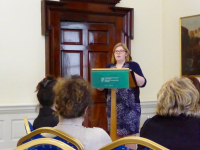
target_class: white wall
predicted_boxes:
[162,0,200,82]
[0,0,163,105]
[0,0,200,104]
[1,0,200,149]
[0,0,45,104]
[118,0,200,100]
[117,0,163,101]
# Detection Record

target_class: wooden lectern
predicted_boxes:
[91,68,136,141]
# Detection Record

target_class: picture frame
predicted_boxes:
[180,14,200,76]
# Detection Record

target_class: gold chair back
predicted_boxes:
[17,127,84,150]
[13,138,75,150]
[23,116,31,134]
[99,136,169,150]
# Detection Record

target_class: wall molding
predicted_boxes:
[140,100,157,126]
[141,100,157,107]
[0,104,37,114]
[0,100,157,114]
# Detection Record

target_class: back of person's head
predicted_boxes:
[36,75,57,107]
[156,76,200,117]
[54,75,92,118]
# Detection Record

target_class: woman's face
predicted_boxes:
[114,46,127,63]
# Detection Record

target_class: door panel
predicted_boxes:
[88,30,108,45]
[61,29,82,45]
[61,51,83,77]
[60,22,115,131]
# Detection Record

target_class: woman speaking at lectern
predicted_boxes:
[102,43,146,149]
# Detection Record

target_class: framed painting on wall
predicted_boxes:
[180,14,200,76]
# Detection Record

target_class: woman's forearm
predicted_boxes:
[134,72,145,87]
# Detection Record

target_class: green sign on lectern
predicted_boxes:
[91,68,129,88]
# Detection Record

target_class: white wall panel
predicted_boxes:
[12,119,26,141]
[0,104,38,150]
[0,120,3,141]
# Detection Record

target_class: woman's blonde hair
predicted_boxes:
[156,76,200,117]
[111,43,132,64]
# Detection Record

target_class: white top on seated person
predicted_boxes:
[43,75,112,150]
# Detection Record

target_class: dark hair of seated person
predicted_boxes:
[33,75,59,130]
[36,75,56,106]
[54,75,91,118]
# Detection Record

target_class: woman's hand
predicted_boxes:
[97,88,104,91]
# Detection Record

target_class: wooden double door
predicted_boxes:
[60,21,115,131]
[43,0,133,132]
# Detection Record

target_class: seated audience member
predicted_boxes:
[138,77,200,150]
[33,75,59,130]
[43,75,112,150]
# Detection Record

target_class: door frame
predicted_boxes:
[41,0,134,76]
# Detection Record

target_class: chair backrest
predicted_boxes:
[99,136,169,150]
[28,121,34,132]
[17,127,84,150]
[24,116,32,134]
[13,138,76,150]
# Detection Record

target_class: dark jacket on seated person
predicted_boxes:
[138,114,200,150]
[33,106,59,130]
